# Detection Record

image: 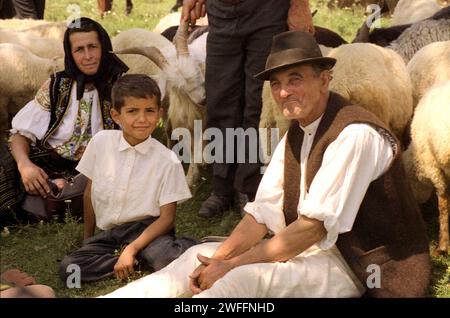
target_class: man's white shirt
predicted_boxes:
[245,117,395,250]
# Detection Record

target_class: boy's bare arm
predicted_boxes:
[83,179,96,240]
[128,202,176,253]
[114,202,176,280]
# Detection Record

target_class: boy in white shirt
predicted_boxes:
[59,74,197,283]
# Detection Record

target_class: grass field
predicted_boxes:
[0,0,448,298]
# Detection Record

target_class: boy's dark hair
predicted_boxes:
[111,74,162,111]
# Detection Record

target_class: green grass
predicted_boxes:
[421,198,450,298]
[1,0,448,298]
[45,0,175,37]
[1,170,448,298]
[0,165,241,298]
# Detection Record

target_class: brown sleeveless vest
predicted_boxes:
[283,92,431,297]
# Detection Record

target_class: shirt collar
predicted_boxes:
[118,133,153,154]
[299,114,324,136]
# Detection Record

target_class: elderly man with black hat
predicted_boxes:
[103,31,431,298]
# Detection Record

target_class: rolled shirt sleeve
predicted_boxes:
[244,134,287,234]
[300,124,394,250]
[10,79,51,143]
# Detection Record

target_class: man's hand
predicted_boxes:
[195,254,234,291]
[114,245,138,280]
[181,0,206,26]
[189,263,206,294]
[17,161,50,197]
[287,3,315,34]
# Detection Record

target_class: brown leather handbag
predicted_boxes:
[21,174,88,220]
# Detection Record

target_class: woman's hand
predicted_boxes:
[18,161,50,197]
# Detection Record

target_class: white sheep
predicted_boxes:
[391,0,441,26]
[330,44,413,139]
[0,29,64,59]
[0,43,64,135]
[112,27,206,102]
[0,20,66,41]
[388,18,450,63]
[112,28,174,79]
[18,22,67,42]
[153,11,208,34]
[0,18,54,30]
[319,44,333,57]
[403,81,450,255]
[113,23,207,187]
[260,43,413,146]
[406,40,450,107]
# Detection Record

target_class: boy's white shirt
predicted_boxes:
[76,130,192,230]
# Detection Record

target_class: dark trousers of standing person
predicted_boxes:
[0,0,16,19]
[58,216,198,282]
[12,0,45,19]
[205,0,289,199]
[97,0,133,16]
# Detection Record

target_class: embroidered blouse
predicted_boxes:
[10,79,104,161]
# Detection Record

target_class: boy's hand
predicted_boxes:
[114,245,138,280]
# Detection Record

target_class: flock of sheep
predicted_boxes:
[0,0,448,254]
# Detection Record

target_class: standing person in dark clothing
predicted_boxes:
[11,0,45,19]
[182,0,315,217]
[97,0,133,17]
[0,0,16,19]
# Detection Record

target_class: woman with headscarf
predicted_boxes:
[7,17,129,218]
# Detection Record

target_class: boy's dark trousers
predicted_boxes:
[58,216,198,282]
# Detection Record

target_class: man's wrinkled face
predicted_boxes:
[270,64,330,126]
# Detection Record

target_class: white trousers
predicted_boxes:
[102,243,364,298]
